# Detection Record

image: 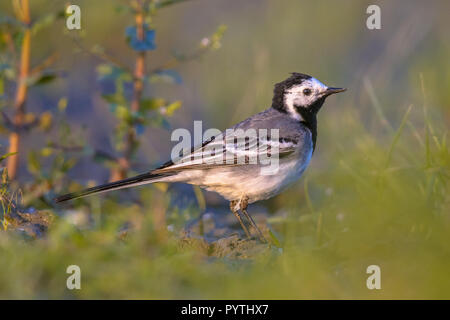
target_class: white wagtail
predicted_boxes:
[55,73,346,242]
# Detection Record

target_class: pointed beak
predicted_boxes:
[324,87,347,96]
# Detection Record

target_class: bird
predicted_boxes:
[55,72,346,242]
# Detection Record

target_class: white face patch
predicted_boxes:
[284,77,328,120]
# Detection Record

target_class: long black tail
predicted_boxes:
[54,171,170,203]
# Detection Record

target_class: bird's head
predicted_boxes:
[272,72,346,120]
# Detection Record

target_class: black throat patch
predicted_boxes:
[295,97,325,152]
[295,106,318,151]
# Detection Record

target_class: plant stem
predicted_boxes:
[7,0,31,180]
[110,1,147,181]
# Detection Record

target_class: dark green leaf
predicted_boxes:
[0,152,17,163]
[33,73,57,86]
[140,98,166,111]
[102,93,126,105]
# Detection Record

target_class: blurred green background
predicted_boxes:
[0,0,449,299]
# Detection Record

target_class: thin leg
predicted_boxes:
[240,197,267,243]
[230,200,251,239]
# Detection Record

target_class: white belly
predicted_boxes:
[168,143,313,203]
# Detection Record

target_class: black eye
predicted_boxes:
[303,88,312,96]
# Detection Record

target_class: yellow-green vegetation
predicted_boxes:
[1,80,448,298]
[0,0,449,299]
